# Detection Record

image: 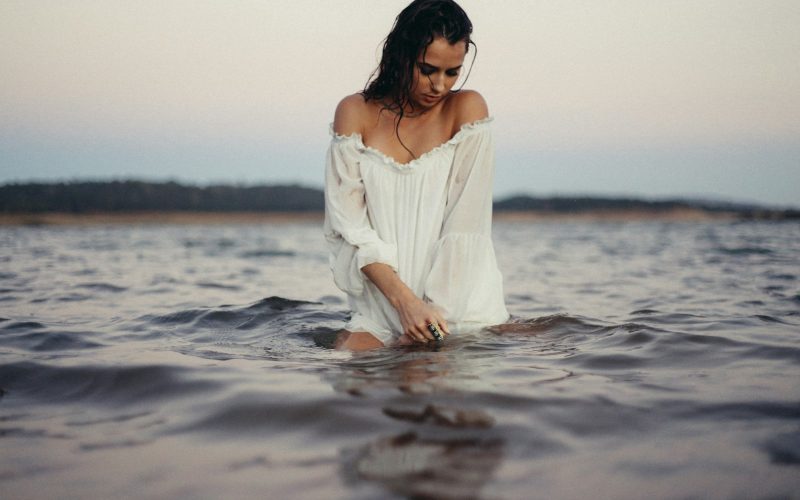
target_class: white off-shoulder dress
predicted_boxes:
[323,117,509,344]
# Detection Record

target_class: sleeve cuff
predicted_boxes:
[330,237,397,296]
[356,239,398,273]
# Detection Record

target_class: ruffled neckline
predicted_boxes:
[329,116,493,170]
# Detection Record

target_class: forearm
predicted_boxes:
[361,262,450,341]
[360,262,417,308]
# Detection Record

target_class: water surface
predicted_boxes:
[1,220,799,498]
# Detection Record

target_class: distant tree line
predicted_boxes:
[0,181,324,213]
[493,195,799,219]
[494,195,700,212]
[0,180,797,219]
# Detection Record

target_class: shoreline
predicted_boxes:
[0,209,742,226]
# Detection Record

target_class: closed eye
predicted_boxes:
[419,63,435,76]
[418,62,462,77]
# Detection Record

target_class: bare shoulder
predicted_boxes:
[333,93,368,136]
[450,90,490,129]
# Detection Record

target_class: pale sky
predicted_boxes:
[1,0,799,207]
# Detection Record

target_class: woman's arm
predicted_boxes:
[361,262,450,343]
[325,95,400,296]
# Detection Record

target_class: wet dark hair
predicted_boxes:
[362,0,476,157]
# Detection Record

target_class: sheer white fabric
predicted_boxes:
[323,117,509,343]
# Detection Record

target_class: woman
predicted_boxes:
[324,0,508,350]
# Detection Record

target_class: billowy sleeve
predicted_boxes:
[323,133,398,296]
[423,121,509,329]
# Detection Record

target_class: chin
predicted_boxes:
[414,96,441,109]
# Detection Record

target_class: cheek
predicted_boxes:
[410,70,422,90]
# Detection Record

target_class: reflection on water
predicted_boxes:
[331,345,502,497]
[1,221,799,498]
[327,340,503,497]
[382,404,494,428]
[332,349,455,395]
[344,431,504,499]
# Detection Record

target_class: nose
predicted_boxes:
[430,73,445,94]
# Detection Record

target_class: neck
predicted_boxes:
[377,96,442,119]
[403,107,430,118]
[402,98,445,119]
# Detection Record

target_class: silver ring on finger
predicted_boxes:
[426,322,443,342]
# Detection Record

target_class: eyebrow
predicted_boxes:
[417,61,463,71]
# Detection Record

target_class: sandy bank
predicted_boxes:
[0,208,742,226]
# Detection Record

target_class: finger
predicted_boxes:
[437,317,450,336]
[408,328,428,343]
[405,330,419,344]
[417,322,435,341]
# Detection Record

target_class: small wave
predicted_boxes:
[134,296,344,362]
[173,392,378,436]
[593,327,657,347]
[0,361,221,406]
[70,269,98,276]
[753,314,789,324]
[628,312,708,325]
[715,246,774,255]
[670,400,800,421]
[243,296,320,311]
[1,320,46,331]
[766,272,796,281]
[0,330,103,352]
[738,300,765,307]
[196,281,241,291]
[181,237,237,249]
[559,322,800,371]
[66,411,152,427]
[629,308,661,315]
[561,352,649,369]
[76,241,119,251]
[238,249,296,258]
[76,282,128,293]
[143,308,207,325]
[651,329,741,347]
[143,296,323,328]
[197,309,242,326]
[0,427,71,440]
[79,438,153,452]
[56,293,91,302]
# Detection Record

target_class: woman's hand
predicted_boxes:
[361,262,449,344]
[393,294,450,344]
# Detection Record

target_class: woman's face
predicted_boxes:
[411,36,467,109]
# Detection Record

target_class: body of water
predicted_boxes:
[1,220,799,498]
